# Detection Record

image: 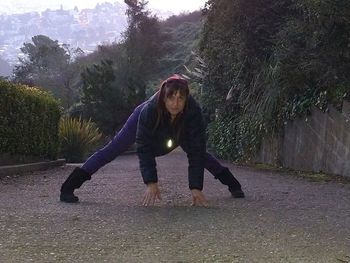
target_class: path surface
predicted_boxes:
[0,150,349,263]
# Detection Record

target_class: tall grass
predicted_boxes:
[59,116,102,162]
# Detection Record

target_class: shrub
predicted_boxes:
[200,0,350,161]
[59,116,102,163]
[0,80,61,163]
[207,112,263,162]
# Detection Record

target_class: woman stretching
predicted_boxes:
[60,75,245,206]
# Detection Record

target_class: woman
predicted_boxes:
[60,75,244,206]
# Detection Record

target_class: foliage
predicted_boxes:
[13,35,84,108]
[142,11,204,101]
[162,11,202,28]
[200,0,290,114]
[199,0,350,160]
[81,57,142,136]
[156,11,203,80]
[272,0,350,117]
[123,0,168,88]
[207,112,263,161]
[76,1,169,136]
[0,80,61,160]
[59,116,102,163]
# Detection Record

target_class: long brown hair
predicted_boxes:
[154,75,189,141]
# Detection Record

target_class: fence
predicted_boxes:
[256,101,350,178]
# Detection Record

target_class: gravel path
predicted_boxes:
[0,150,349,263]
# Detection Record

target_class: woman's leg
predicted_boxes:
[60,102,146,203]
[81,102,146,175]
[204,152,225,175]
[205,152,245,198]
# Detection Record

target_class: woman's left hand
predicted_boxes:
[142,182,162,206]
[190,189,209,207]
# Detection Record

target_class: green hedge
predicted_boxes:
[0,80,61,161]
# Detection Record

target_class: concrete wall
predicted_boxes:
[256,101,350,178]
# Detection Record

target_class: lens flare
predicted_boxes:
[167,139,173,148]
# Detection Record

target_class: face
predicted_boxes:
[164,90,186,118]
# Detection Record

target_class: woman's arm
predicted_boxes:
[182,100,206,191]
[136,104,158,185]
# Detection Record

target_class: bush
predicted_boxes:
[207,112,263,161]
[200,0,350,161]
[0,80,61,163]
[59,116,102,163]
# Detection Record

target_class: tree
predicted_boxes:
[200,0,350,161]
[158,11,203,79]
[13,35,83,108]
[77,1,167,136]
[80,46,142,136]
[123,0,168,95]
[199,0,292,160]
[271,0,350,116]
[200,0,291,114]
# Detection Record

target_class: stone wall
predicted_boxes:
[256,101,350,178]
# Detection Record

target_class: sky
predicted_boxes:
[0,0,207,15]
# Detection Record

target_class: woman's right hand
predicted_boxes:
[142,182,162,206]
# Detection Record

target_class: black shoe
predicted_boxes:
[60,167,91,203]
[216,168,245,198]
[60,192,79,203]
[229,187,245,198]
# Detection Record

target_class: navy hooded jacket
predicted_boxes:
[136,94,206,190]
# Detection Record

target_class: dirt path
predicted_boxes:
[0,150,349,262]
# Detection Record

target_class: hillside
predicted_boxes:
[156,11,203,79]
